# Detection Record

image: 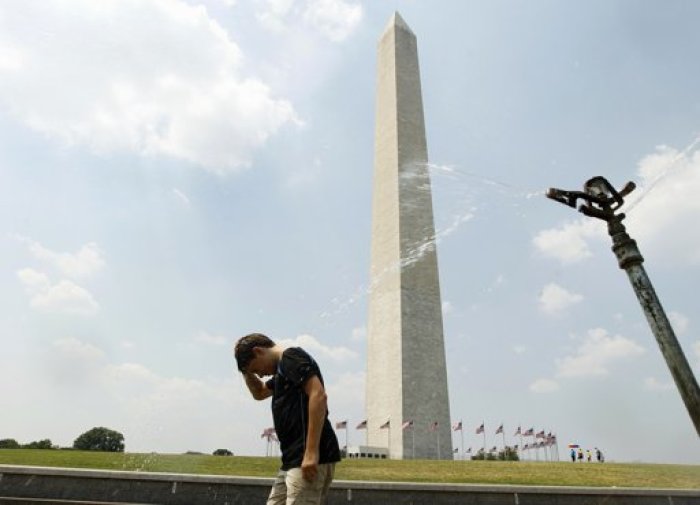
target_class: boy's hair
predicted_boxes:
[235,333,275,372]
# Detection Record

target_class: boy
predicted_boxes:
[235,333,340,505]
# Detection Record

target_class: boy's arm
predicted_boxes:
[243,372,273,400]
[301,375,327,482]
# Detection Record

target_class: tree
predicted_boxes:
[0,439,20,449]
[23,439,54,449]
[498,446,520,461]
[73,427,125,452]
[213,448,233,456]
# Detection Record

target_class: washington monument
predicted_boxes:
[366,12,452,460]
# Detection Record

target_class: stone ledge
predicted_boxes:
[1,464,699,505]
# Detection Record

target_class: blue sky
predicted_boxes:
[1,0,699,465]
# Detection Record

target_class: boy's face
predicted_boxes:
[245,347,276,377]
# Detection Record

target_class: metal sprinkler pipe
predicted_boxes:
[546,176,700,437]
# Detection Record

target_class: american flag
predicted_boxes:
[380,419,390,429]
[335,420,347,430]
[490,446,497,452]
[535,430,545,439]
[356,420,367,430]
[261,427,275,438]
[429,421,439,432]
[475,423,484,434]
[401,420,413,430]
[452,421,462,431]
[466,447,472,453]
[495,424,503,435]
[523,427,534,436]
[513,426,521,436]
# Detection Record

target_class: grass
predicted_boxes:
[0,450,698,489]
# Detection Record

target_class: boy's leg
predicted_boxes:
[285,463,335,505]
[266,470,288,505]
[318,463,335,503]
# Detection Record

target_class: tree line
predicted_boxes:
[1,427,234,456]
[0,427,125,452]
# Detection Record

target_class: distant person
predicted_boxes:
[595,447,604,463]
[577,448,584,462]
[586,449,592,462]
[235,333,341,505]
[570,448,576,462]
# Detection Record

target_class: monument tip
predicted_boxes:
[382,11,414,36]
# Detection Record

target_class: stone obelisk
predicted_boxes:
[366,12,452,460]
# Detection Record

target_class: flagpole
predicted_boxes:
[482,423,486,456]
[533,434,538,461]
[437,427,441,460]
[388,423,391,459]
[412,426,415,459]
[460,424,464,461]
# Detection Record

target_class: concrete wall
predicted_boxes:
[2,465,700,505]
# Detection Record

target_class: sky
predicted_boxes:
[1,0,699,466]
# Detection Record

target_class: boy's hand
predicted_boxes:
[300,452,319,482]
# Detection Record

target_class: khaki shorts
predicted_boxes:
[266,463,335,505]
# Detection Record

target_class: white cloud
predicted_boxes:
[97,362,254,453]
[485,274,506,293]
[256,0,295,31]
[624,144,700,265]
[256,0,362,42]
[47,337,106,385]
[668,311,689,336]
[30,280,100,316]
[194,331,228,346]
[16,268,50,291]
[278,333,358,361]
[0,0,298,173]
[644,376,674,392]
[532,218,604,264]
[103,362,161,384]
[351,326,366,342]
[556,328,645,378]
[53,337,106,363]
[18,269,99,316]
[512,345,526,354]
[324,371,365,434]
[538,282,583,315]
[172,188,191,207]
[534,142,700,266]
[22,239,105,279]
[303,0,363,42]
[0,44,22,72]
[529,378,560,393]
[325,371,365,413]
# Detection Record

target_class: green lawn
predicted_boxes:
[1,450,698,489]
